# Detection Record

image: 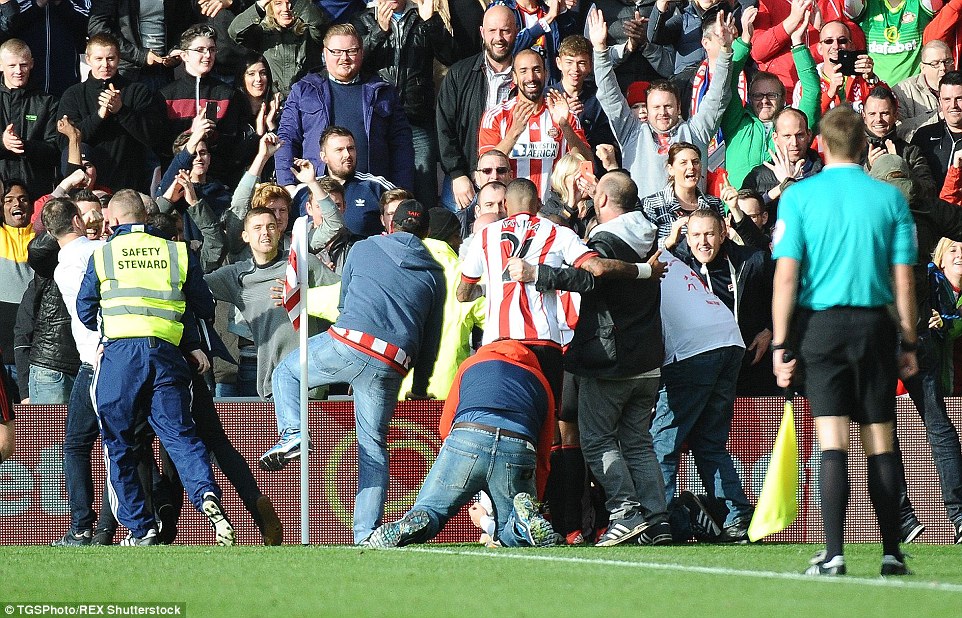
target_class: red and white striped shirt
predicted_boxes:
[461,213,597,346]
[478,97,586,199]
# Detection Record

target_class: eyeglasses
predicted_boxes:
[326,47,360,58]
[187,47,217,56]
[750,92,781,101]
[820,37,849,46]
[478,166,510,175]
[922,59,954,68]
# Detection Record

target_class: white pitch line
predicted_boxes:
[402,546,962,593]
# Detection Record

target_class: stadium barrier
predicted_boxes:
[1,398,958,545]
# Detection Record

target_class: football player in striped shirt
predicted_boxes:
[478,49,592,200]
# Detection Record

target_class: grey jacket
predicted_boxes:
[594,46,733,198]
[894,72,940,141]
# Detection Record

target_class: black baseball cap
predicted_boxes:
[392,199,429,237]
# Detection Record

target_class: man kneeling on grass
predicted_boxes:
[363,340,558,548]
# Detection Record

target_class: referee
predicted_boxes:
[771,106,919,576]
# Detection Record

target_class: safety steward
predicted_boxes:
[76,189,234,546]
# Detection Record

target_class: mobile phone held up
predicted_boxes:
[204,101,218,123]
[836,50,866,77]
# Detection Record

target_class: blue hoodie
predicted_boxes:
[335,232,445,394]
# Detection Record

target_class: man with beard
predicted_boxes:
[912,70,962,187]
[742,107,823,217]
[792,20,883,116]
[437,5,519,211]
[309,126,396,238]
[862,86,936,196]
[478,49,590,199]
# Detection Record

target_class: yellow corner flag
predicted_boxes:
[747,397,799,542]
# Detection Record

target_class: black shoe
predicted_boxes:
[596,512,648,547]
[256,495,283,546]
[805,553,846,576]
[51,529,92,547]
[156,504,178,545]
[678,491,721,541]
[637,521,672,546]
[91,528,116,546]
[954,519,962,545]
[719,518,752,544]
[881,554,911,576]
[900,517,925,544]
[120,529,159,546]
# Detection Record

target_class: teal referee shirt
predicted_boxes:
[771,163,917,310]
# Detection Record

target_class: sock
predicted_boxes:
[820,449,849,561]
[868,452,903,558]
[560,447,586,533]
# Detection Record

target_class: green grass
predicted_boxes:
[3,544,961,616]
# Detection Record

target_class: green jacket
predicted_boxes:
[720,39,820,188]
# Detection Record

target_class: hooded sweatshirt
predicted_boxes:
[333,231,445,395]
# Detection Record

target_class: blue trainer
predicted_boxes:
[259,433,306,471]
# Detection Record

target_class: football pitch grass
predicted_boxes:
[4,543,962,616]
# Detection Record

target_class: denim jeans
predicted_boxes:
[272,332,403,543]
[409,427,538,547]
[29,364,76,404]
[64,364,100,531]
[652,346,753,527]
[577,375,667,523]
[214,354,258,398]
[411,122,439,210]
[902,335,962,524]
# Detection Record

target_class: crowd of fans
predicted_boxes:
[0,0,961,548]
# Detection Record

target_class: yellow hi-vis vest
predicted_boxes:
[92,227,189,345]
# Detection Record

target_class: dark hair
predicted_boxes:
[179,23,217,51]
[505,178,540,214]
[86,32,121,54]
[243,206,277,227]
[478,180,507,194]
[69,188,100,204]
[820,105,866,160]
[317,176,344,199]
[866,84,898,107]
[41,198,80,238]
[749,71,786,98]
[598,170,637,212]
[689,207,725,229]
[647,79,680,104]
[4,178,30,200]
[320,125,355,148]
[940,71,962,90]
[737,188,764,205]
[667,142,700,165]
[147,212,180,240]
[236,53,275,101]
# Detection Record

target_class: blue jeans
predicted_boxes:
[902,335,962,524]
[64,364,100,531]
[29,365,76,404]
[652,346,753,527]
[214,354,258,398]
[272,332,403,543]
[409,427,538,547]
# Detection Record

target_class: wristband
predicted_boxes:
[636,263,652,279]
[771,342,787,352]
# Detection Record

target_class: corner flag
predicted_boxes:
[747,395,799,542]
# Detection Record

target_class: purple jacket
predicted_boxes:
[276,71,414,189]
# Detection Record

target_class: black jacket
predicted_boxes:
[864,129,936,198]
[58,74,166,193]
[437,52,491,181]
[911,119,962,189]
[87,0,194,78]
[353,7,456,126]
[21,233,80,380]
[536,211,664,377]
[13,1,89,96]
[0,83,60,199]
[741,148,824,220]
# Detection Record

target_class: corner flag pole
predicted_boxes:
[294,216,310,546]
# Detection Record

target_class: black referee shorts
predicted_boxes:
[795,306,898,425]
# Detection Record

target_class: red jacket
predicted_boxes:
[924,0,962,62]
[440,340,557,499]
[751,0,865,102]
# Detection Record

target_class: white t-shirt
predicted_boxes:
[55,236,105,365]
[659,250,744,364]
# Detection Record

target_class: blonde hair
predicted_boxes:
[550,152,586,205]
[263,1,307,35]
[933,237,962,269]
[251,182,292,210]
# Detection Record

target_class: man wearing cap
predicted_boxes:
[58,32,166,193]
[270,198,446,544]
